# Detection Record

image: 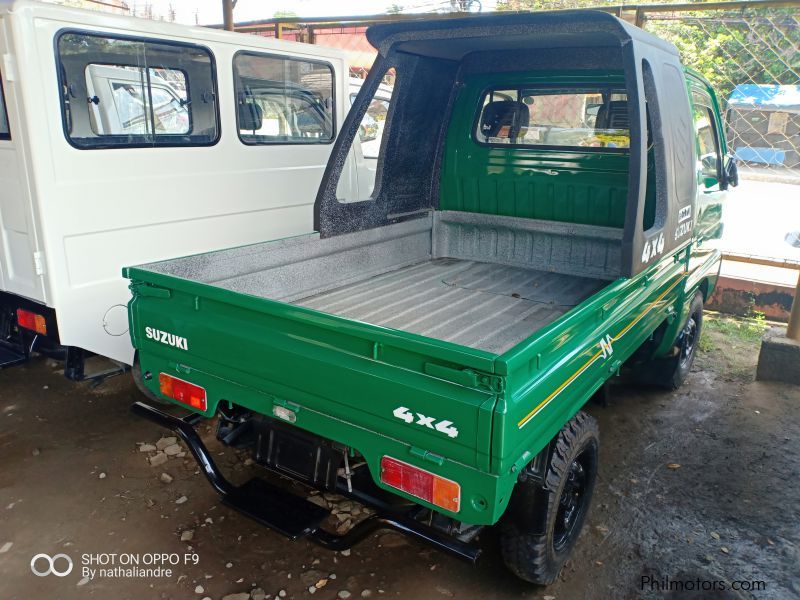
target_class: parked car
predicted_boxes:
[126,11,735,584]
[0,0,370,380]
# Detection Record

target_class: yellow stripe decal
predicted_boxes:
[517,275,685,429]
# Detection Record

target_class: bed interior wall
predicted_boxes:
[140,209,621,306]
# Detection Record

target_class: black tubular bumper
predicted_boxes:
[130,401,482,564]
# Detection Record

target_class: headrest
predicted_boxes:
[238,101,263,132]
[598,100,629,130]
[480,100,530,140]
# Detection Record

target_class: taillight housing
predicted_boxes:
[158,373,207,411]
[380,456,461,513]
[16,308,47,335]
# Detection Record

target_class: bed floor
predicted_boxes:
[293,258,607,355]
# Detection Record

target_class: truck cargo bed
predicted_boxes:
[134,211,621,356]
[295,258,605,354]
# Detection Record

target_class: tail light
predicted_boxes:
[158,373,207,411]
[380,456,460,513]
[16,308,47,335]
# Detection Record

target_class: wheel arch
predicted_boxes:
[697,277,711,301]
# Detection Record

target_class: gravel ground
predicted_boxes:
[0,315,798,600]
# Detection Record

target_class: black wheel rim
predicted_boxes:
[553,452,590,552]
[678,314,699,369]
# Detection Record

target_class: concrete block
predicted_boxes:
[756,327,800,385]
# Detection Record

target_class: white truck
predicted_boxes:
[0,0,387,380]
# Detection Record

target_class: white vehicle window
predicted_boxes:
[234,52,334,145]
[57,32,218,148]
[99,69,189,136]
[150,84,190,134]
[0,72,9,139]
[110,80,147,135]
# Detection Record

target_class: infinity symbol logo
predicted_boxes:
[30,553,73,577]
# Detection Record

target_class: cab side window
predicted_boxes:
[57,32,219,149]
[233,52,335,145]
[0,72,9,140]
[691,89,722,185]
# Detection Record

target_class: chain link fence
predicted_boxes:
[640,3,799,179]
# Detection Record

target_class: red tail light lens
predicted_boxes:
[380,456,461,513]
[16,308,47,335]
[158,373,207,411]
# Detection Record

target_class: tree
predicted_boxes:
[496,0,618,9]
[222,0,237,31]
[646,11,799,101]
[449,0,483,12]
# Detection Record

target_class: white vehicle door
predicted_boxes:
[0,27,46,302]
[349,85,392,199]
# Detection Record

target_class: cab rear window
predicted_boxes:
[475,86,630,150]
[56,31,219,149]
[0,71,9,140]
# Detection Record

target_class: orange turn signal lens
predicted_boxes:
[380,456,461,513]
[16,308,47,335]
[432,477,461,513]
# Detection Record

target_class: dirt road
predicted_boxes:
[1,315,798,599]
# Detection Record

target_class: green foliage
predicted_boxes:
[697,312,768,381]
[703,313,768,347]
[497,0,620,9]
[645,10,799,101]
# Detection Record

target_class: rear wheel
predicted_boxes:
[640,292,704,390]
[500,411,599,585]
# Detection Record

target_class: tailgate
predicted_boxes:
[127,269,502,471]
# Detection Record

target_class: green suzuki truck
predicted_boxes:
[124,11,735,584]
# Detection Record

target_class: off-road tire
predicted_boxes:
[500,411,599,585]
[132,353,169,405]
[643,292,704,390]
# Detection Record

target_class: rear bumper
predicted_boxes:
[131,401,482,563]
